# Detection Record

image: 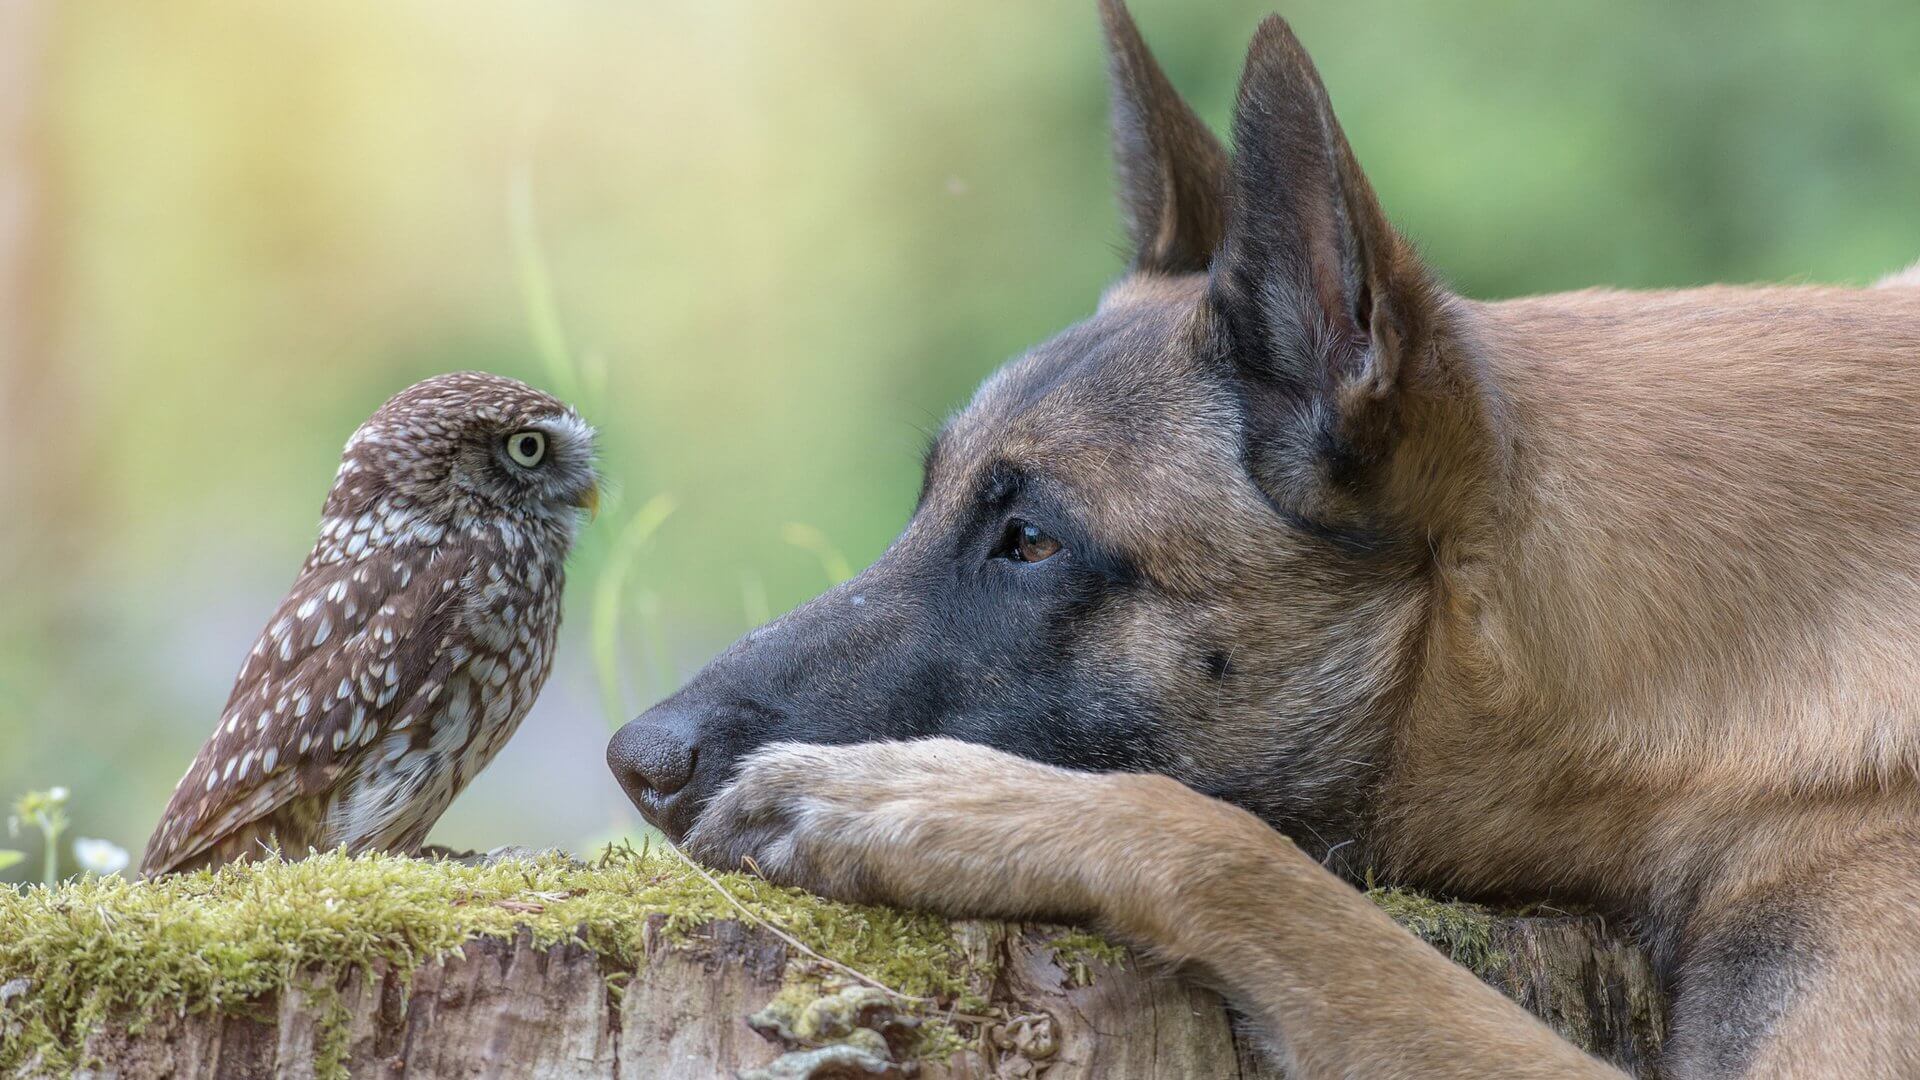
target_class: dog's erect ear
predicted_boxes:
[1100,0,1229,275]
[1212,16,1439,510]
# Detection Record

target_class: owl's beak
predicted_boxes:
[577,482,601,521]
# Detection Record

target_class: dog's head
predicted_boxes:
[611,1,1483,859]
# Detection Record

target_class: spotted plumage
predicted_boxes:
[141,372,598,876]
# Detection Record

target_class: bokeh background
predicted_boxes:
[3,0,1918,879]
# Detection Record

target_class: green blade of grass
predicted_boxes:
[780,523,853,585]
[633,589,672,706]
[739,571,771,628]
[591,494,678,728]
[508,163,581,405]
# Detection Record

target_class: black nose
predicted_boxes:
[607,712,698,837]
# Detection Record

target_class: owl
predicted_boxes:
[140,372,599,876]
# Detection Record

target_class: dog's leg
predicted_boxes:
[687,739,1622,1079]
[1663,828,1920,1079]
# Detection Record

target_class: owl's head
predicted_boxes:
[335,372,599,535]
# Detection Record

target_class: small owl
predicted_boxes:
[140,372,598,876]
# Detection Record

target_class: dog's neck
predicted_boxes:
[1375,284,1920,915]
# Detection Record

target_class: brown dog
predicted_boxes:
[608,4,1920,1075]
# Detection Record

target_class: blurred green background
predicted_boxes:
[2,0,1917,879]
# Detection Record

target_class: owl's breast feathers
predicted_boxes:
[140,513,566,876]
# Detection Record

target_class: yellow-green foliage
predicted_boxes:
[0,848,970,1075]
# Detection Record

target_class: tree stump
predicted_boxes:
[0,853,1665,1078]
[67,915,1663,1078]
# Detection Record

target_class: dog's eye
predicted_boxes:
[1004,521,1063,564]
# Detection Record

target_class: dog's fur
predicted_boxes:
[608,5,1920,1076]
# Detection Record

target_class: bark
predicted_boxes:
[74,910,1666,1079]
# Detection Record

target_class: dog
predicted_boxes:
[608,3,1920,1076]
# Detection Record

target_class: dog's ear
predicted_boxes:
[1100,0,1229,275]
[1211,16,1440,518]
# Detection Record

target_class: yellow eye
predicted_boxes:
[506,430,547,467]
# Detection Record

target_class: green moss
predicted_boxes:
[1047,929,1128,988]
[310,977,353,1079]
[0,848,972,1076]
[1366,886,1502,975]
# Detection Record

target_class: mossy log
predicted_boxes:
[0,852,1666,1078]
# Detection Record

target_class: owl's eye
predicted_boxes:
[506,431,547,467]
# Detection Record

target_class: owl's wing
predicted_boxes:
[141,543,480,875]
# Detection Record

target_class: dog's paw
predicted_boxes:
[682,738,1121,920]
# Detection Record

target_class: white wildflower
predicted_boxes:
[73,837,130,876]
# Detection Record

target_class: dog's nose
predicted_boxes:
[610,695,777,841]
[607,711,699,835]
[608,717,695,795]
